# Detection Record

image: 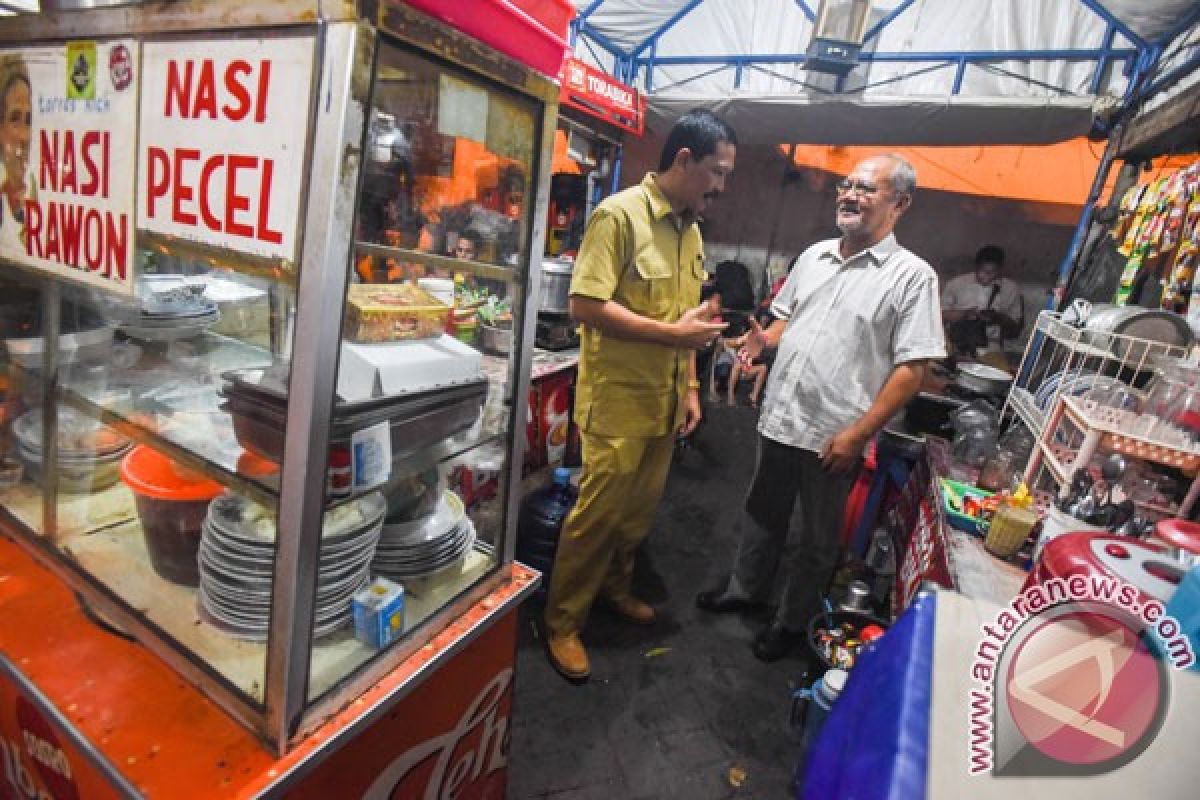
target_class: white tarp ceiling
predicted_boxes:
[571,0,1200,145]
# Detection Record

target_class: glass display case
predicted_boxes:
[0,0,555,752]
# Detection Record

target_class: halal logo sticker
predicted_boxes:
[109,43,132,92]
[995,604,1169,776]
[65,41,96,101]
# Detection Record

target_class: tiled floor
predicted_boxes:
[509,399,808,799]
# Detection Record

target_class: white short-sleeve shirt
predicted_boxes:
[758,234,946,453]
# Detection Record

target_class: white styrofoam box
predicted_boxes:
[337,334,483,402]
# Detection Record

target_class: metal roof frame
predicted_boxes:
[569,0,1186,104]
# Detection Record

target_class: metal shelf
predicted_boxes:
[354,242,519,283]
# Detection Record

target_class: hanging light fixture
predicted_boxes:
[806,0,873,76]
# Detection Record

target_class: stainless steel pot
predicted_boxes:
[539,258,573,314]
[954,362,1013,396]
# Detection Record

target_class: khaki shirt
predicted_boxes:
[570,173,706,438]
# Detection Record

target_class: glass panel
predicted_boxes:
[0,254,291,708]
[0,273,44,535]
[310,40,539,701]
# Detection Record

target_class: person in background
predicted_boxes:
[696,153,945,661]
[544,109,736,682]
[941,244,1023,368]
[450,230,480,262]
[0,54,33,253]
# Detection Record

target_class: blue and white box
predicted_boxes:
[352,577,406,648]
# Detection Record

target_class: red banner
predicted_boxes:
[559,57,644,136]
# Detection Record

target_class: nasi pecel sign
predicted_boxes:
[137,36,313,264]
[0,35,313,296]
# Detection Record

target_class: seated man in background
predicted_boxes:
[941,244,1023,369]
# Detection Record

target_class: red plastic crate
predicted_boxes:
[403,0,573,77]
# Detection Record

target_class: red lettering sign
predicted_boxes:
[558,56,644,136]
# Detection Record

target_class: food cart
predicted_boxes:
[0,1,566,796]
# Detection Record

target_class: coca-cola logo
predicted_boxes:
[363,669,512,800]
[15,697,78,800]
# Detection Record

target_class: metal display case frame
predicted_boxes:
[0,0,555,754]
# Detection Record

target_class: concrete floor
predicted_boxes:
[508,398,808,799]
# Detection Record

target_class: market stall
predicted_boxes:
[0,1,570,796]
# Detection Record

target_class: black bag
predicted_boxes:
[947,283,1000,353]
[946,318,990,353]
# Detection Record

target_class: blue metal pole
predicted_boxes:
[636,48,1136,67]
[575,0,607,25]
[794,0,816,24]
[578,26,630,64]
[734,60,743,89]
[1090,24,1117,94]
[631,0,707,59]
[1137,49,1200,106]
[646,41,656,92]
[1053,45,1164,307]
[609,145,623,196]
[952,57,966,94]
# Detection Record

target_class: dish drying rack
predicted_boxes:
[1023,395,1200,518]
[1001,311,1191,438]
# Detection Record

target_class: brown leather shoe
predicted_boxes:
[546,633,590,682]
[604,594,657,625]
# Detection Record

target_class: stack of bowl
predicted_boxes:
[14,407,131,492]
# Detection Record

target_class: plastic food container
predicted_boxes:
[344,284,450,343]
[938,478,994,533]
[121,446,224,586]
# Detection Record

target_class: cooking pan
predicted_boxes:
[954,362,1013,397]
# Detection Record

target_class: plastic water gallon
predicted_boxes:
[516,467,577,584]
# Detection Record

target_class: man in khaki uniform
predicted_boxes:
[545,109,737,682]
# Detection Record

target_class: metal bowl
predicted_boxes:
[955,362,1013,396]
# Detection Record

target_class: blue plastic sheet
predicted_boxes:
[801,590,937,800]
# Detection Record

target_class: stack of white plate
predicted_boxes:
[197,491,385,640]
[119,303,220,342]
[373,490,475,581]
[113,278,221,342]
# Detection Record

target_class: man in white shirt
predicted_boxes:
[941,245,1024,362]
[696,153,946,661]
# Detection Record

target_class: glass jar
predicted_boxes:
[978,446,1019,492]
[953,427,997,469]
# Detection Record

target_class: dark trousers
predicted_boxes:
[727,435,861,631]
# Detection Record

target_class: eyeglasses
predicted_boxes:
[836,178,881,197]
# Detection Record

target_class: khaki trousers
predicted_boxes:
[544,429,676,637]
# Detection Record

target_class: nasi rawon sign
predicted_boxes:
[0,41,138,294]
